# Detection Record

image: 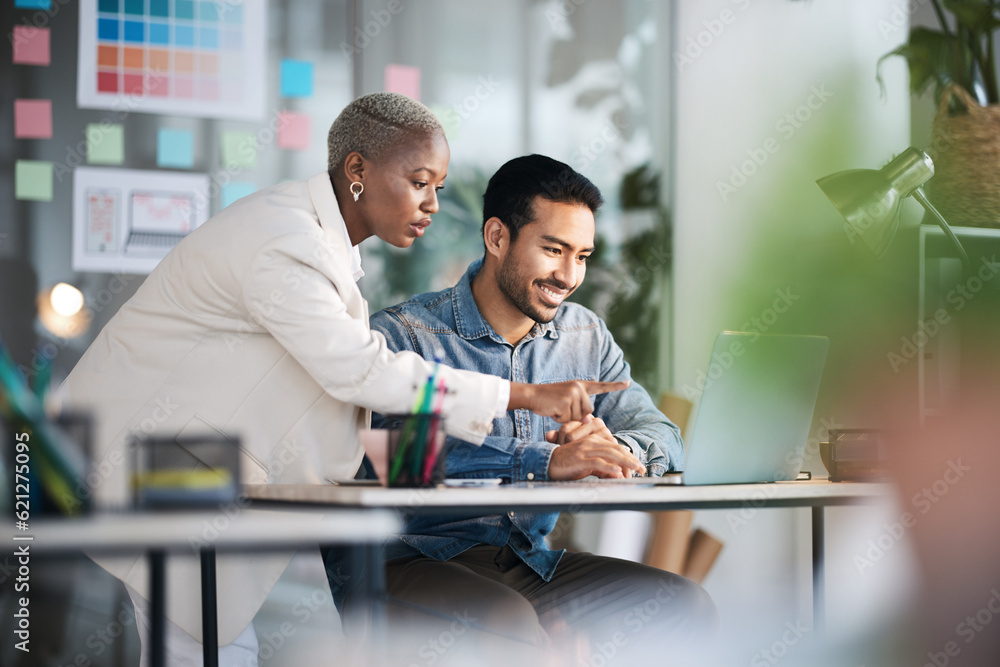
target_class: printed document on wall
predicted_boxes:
[72,167,210,274]
[76,0,266,121]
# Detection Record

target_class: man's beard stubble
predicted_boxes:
[495,255,564,325]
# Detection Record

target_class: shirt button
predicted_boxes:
[526,473,534,481]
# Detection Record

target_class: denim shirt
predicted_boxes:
[370,258,683,581]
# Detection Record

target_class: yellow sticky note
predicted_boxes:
[15,160,54,201]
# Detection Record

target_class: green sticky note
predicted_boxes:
[221,131,257,169]
[15,160,53,201]
[86,123,125,165]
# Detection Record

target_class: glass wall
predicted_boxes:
[2,0,673,390]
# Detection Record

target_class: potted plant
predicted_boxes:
[878,0,1000,228]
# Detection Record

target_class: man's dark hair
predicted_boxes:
[481,154,603,243]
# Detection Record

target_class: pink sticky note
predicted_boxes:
[384,64,421,101]
[12,26,50,66]
[14,99,53,139]
[277,111,310,151]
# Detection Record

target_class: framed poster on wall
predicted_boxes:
[76,0,267,121]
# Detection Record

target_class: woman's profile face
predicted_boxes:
[359,131,450,248]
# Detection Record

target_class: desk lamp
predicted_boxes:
[816,147,971,271]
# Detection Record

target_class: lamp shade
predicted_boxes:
[817,147,935,256]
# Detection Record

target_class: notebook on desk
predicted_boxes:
[550,332,829,487]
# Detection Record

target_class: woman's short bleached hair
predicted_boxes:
[327,92,444,173]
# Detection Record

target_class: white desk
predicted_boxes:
[246,479,894,634]
[1,509,399,667]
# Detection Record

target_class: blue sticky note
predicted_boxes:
[221,182,256,209]
[16,0,53,9]
[281,59,314,98]
[157,128,194,169]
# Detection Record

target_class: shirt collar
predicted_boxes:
[308,171,364,283]
[340,221,365,282]
[452,259,558,342]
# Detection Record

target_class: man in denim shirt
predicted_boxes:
[331,155,716,661]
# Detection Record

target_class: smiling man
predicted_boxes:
[326,154,717,661]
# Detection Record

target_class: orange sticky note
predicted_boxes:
[14,99,53,139]
[12,26,50,66]
[277,111,310,151]
[384,64,421,101]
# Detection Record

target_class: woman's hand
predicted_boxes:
[508,380,629,423]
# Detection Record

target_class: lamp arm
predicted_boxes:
[912,188,972,271]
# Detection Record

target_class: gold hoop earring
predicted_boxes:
[350,181,364,202]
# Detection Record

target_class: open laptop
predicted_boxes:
[558,331,829,486]
[675,332,829,485]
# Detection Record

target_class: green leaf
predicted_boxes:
[877,27,966,99]
[943,0,1000,32]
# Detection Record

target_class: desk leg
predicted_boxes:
[811,506,825,637]
[350,542,386,655]
[201,548,219,667]
[149,550,166,667]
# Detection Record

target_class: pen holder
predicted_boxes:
[384,413,446,488]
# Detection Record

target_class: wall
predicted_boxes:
[670,0,919,649]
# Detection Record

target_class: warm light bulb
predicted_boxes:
[50,283,84,317]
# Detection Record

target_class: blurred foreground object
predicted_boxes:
[130,434,241,510]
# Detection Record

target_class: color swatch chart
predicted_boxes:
[77,0,265,121]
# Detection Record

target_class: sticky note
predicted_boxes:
[280,59,314,98]
[16,0,52,8]
[221,182,256,209]
[12,26,50,66]
[277,112,310,151]
[14,99,52,139]
[86,123,125,165]
[15,160,53,201]
[221,130,257,168]
[157,128,194,168]
[384,64,420,101]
